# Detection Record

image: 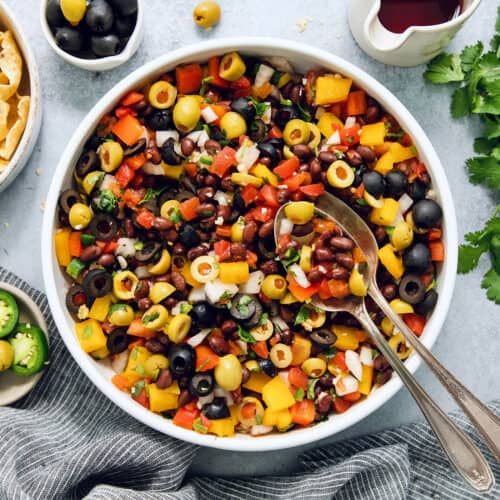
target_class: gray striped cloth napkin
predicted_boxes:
[0,267,498,500]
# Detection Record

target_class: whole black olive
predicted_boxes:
[362,171,386,197]
[191,302,216,327]
[230,97,256,123]
[310,329,337,346]
[229,294,256,321]
[202,397,230,419]
[409,180,427,201]
[412,199,443,230]
[258,141,281,166]
[59,189,81,214]
[352,164,367,188]
[65,284,90,314]
[242,300,263,329]
[146,109,173,131]
[88,214,118,241]
[114,14,136,37]
[168,344,196,376]
[274,105,300,130]
[189,373,214,397]
[106,328,130,354]
[55,27,84,53]
[85,0,114,34]
[82,269,113,298]
[179,224,201,247]
[46,0,65,28]
[385,169,408,197]
[248,119,267,143]
[415,289,438,315]
[135,241,162,262]
[259,358,278,377]
[160,138,182,165]
[232,192,245,213]
[76,149,99,177]
[398,274,426,304]
[403,243,432,273]
[109,0,138,16]
[91,34,120,57]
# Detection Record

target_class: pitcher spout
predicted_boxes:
[364,8,412,53]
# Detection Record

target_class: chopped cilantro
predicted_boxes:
[258,312,269,326]
[82,326,93,339]
[131,380,145,398]
[255,414,263,425]
[169,208,183,224]
[295,304,311,325]
[322,347,337,359]
[306,379,318,400]
[280,247,300,267]
[142,312,160,324]
[97,190,118,213]
[295,387,305,402]
[180,303,193,314]
[193,418,209,433]
[237,325,256,344]
[135,363,145,376]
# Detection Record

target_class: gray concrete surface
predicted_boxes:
[0,0,498,478]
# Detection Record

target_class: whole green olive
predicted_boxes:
[214,354,242,391]
[220,111,247,140]
[193,1,221,29]
[68,203,93,230]
[108,304,135,326]
[173,96,201,133]
[0,340,14,372]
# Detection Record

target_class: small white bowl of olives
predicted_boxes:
[40,0,144,71]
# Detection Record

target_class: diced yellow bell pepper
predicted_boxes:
[317,112,344,137]
[219,261,249,284]
[291,335,312,366]
[280,292,299,304]
[263,408,292,430]
[149,282,176,304]
[333,325,360,351]
[229,404,239,425]
[381,316,394,335]
[370,198,400,226]
[243,371,272,393]
[315,75,352,105]
[91,345,110,359]
[374,151,396,175]
[277,72,292,88]
[88,294,112,322]
[162,163,184,180]
[360,122,386,146]
[359,364,374,395]
[231,218,245,242]
[262,376,295,411]
[209,417,236,437]
[250,163,279,186]
[378,244,404,280]
[148,249,171,275]
[390,298,414,314]
[231,172,263,188]
[299,245,313,273]
[125,346,152,377]
[75,318,107,353]
[389,143,416,163]
[180,261,202,288]
[55,229,71,267]
[148,383,180,413]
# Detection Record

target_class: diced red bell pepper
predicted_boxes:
[210,146,237,177]
[334,397,352,413]
[115,163,135,188]
[251,341,269,359]
[290,399,315,426]
[273,156,299,180]
[195,345,220,372]
[115,106,137,119]
[122,188,143,208]
[299,183,325,197]
[260,184,279,207]
[283,171,311,192]
[127,318,156,339]
[429,240,445,261]
[176,63,203,94]
[111,114,144,147]
[214,240,232,261]
[132,384,149,409]
[340,124,360,146]
[403,313,426,337]
[120,91,145,107]
[207,56,230,88]
[125,153,147,171]
[135,210,155,229]
[173,403,201,430]
[241,184,263,206]
[179,197,200,221]
[332,352,347,371]
[250,205,276,223]
[327,279,350,299]
[287,277,320,302]
[268,125,283,139]
[343,391,361,402]
[230,76,252,98]
[318,278,333,300]
[288,367,308,390]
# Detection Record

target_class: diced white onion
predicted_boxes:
[239,271,264,294]
[279,217,294,235]
[201,106,218,124]
[360,345,374,367]
[111,350,129,374]
[335,375,359,396]
[196,129,210,148]
[278,370,290,385]
[214,216,224,226]
[250,425,274,436]
[142,162,165,175]
[100,174,117,192]
[398,193,414,214]
[235,339,248,355]
[214,387,234,406]
[174,142,183,157]
[326,130,341,145]
[197,392,214,409]
[214,190,228,206]
[344,116,357,129]
[205,279,238,305]
[155,130,179,147]
[426,189,437,201]
[261,105,272,125]
[135,265,152,279]
[117,256,128,269]
[187,130,203,143]
[236,143,260,173]
[345,350,363,381]
[289,264,311,288]
[272,316,289,333]
[188,286,207,303]
[115,238,137,258]
[263,56,294,73]
[255,64,274,87]
[187,328,212,347]
[171,301,189,316]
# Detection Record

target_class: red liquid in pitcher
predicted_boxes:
[378,0,463,33]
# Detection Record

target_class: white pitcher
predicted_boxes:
[348,0,481,66]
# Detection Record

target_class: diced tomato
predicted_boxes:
[230,76,252,98]
[175,63,203,94]
[240,184,262,206]
[287,277,320,302]
[400,132,413,147]
[132,384,149,409]
[112,374,130,391]
[129,171,144,190]
[251,341,269,359]
[103,240,119,253]
[277,233,291,251]
[403,313,426,336]
[428,227,442,241]
[268,125,283,139]
[340,124,361,146]
[290,399,315,426]
[429,240,445,261]
[111,114,144,147]
[120,91,145,107]
[246,250,258,268]
[122,188,143,208]
[332,352,347,371]
[207,56,230,88]
[127,318,156,339]
[124,153,147,170]
[334,397,352,413]
[342,391,361,402]
[273,156,299,179]
[240,401,257,420]
[173,404,201,430]
[115,163,135,188]
[115,106,137,118]
[135,210,155,229]
[250,205,276,223]
[195,345,220,372]
[210,146,237,177]
[288,367,308,390]
[215,225,232,238]
[327,279,350,299]
[318,278,332,300]
[299,183,325,197]
[179,197,200,221]
[214,240,232,261]
[284,171,311,192]
[421,273,434,289]
[260,184,279,207]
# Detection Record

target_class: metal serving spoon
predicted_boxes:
[274,193,497,492]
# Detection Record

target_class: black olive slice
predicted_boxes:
[160,138,182,165]
[82,269,113,298]
[248,119,267,143]
[230,294,257,320]
[189,373,214,397]
[88,214,118,241]
[259,358,278,377]
[415,289,438,315]
[123,138,146,157]
[398,274,426,304]
[135,241,162,262]
[76,149,99,177]
[59,189,81,214]
[65,284,90,314]
[106,328,130,354]
[242,300,263,329]
[310,329,337,346]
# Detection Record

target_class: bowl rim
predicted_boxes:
[0,1,42,190]
[39,0,144,70]
[41,37,458,452]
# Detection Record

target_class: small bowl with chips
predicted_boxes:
[0,2,42,193]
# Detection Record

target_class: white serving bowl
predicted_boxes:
[41,38,457,451]
[40,0,144,72]
[0,2,42,193]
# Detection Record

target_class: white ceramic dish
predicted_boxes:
[40,0,144,72]
[0,1,42,193]
[0,282,49,406]
[41,38,458,451]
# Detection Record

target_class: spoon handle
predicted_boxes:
[356,304,495,492]
[370,284,500,462]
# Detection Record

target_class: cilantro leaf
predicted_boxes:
[484,116,500,140]
[450,86,470,118]
[424,53,464,84]
[294,305,311,325]
[481,268,500,303]
[458,243,488,273]
[237,325,256,344]
[460,42,484,74]
[466,156,500,189]
[280,248,300,268]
